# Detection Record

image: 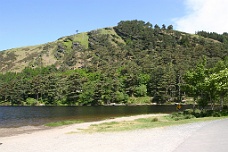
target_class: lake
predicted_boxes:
[0,105,193,128]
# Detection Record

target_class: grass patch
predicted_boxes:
[45,120,83,127]
[82,115,228,133]
[73,32,89,49]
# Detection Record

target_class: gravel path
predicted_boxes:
[0,114,216,152]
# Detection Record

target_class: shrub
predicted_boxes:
[180,108,228,118]
[152,92,171,104]
[183,109,194,115]
[184,109,225,118]
[134,84,147,97]
[205,110,214,117]
[26,98,39,106]
[212,112,221,117]
[114,91,129,103]
[220,110,228,116]
[193,109,202,118]
[223,105,228,110]
[184,114,196,119]
[152,117,159,122]
[170,112,195,121]
[197,98,208,109]
[200,109,208,117]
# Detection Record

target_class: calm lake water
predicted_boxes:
[0,105,192,128]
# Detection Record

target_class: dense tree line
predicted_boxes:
[196,31,228,44]
[0,20,228,106]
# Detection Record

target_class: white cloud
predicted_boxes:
[174,0,228,34]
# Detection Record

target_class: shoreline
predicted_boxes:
[0,113,167,138]
[0,125,49,138]
[0,113,218,152]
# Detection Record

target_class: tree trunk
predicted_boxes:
[220,94,224,111]
[209,94,214,110]
[36,93,39,101]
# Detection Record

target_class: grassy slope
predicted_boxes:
[0,27,125,73]
[73,32,89,49]
[0,43,58,72]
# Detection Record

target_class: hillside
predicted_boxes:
[1,21,227,73]
[0,20,227,106]
[0,32,87,72]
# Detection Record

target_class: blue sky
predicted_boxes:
[1,0,228,51]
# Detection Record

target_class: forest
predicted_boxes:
[0,20,227,107]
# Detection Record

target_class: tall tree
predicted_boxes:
[207,68,228,110]
[183,59,211,108]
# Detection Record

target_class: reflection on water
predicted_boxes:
[0,105,192,128]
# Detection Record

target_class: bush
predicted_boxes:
[193,109,202,118]
[183,109,194,115]
[212,112,221,117]
[180,108,228,118]
[152,92,171,104]
[170,112,195,121]
[184,114,196,119]
[114,91,128,103]
[220,110,228,116]
[223,105,228,110]
[134,85,147,97]
[200,109,208,117]
[205,110,214,117]
[152,117,159,122]
[129,96,151,105]
[26,98,39,106]
[184,109,222,118]
[197,98,208,109]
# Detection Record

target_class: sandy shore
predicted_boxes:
[0,114,212,152]
[0,114,168,137]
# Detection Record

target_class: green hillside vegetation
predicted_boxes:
[0,20,227,106]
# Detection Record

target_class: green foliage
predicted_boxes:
[220,110,228,116]
[152,92,171,104]
[78,81,96,105]
[197,98,208,109]
[183,109,207,118]
[128,96,151,105]
[170,112,196,121]
[26,98,39,106]
[183,109,228,118]
[212,112,221,117]
[134,84,147,97]
[114,91,128,103]
[193,109,202,118]
[152,117,159,122]
[183,109,194,115]
[184,57,228,109]
[171,109,227,120]
[196,31,228,43]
